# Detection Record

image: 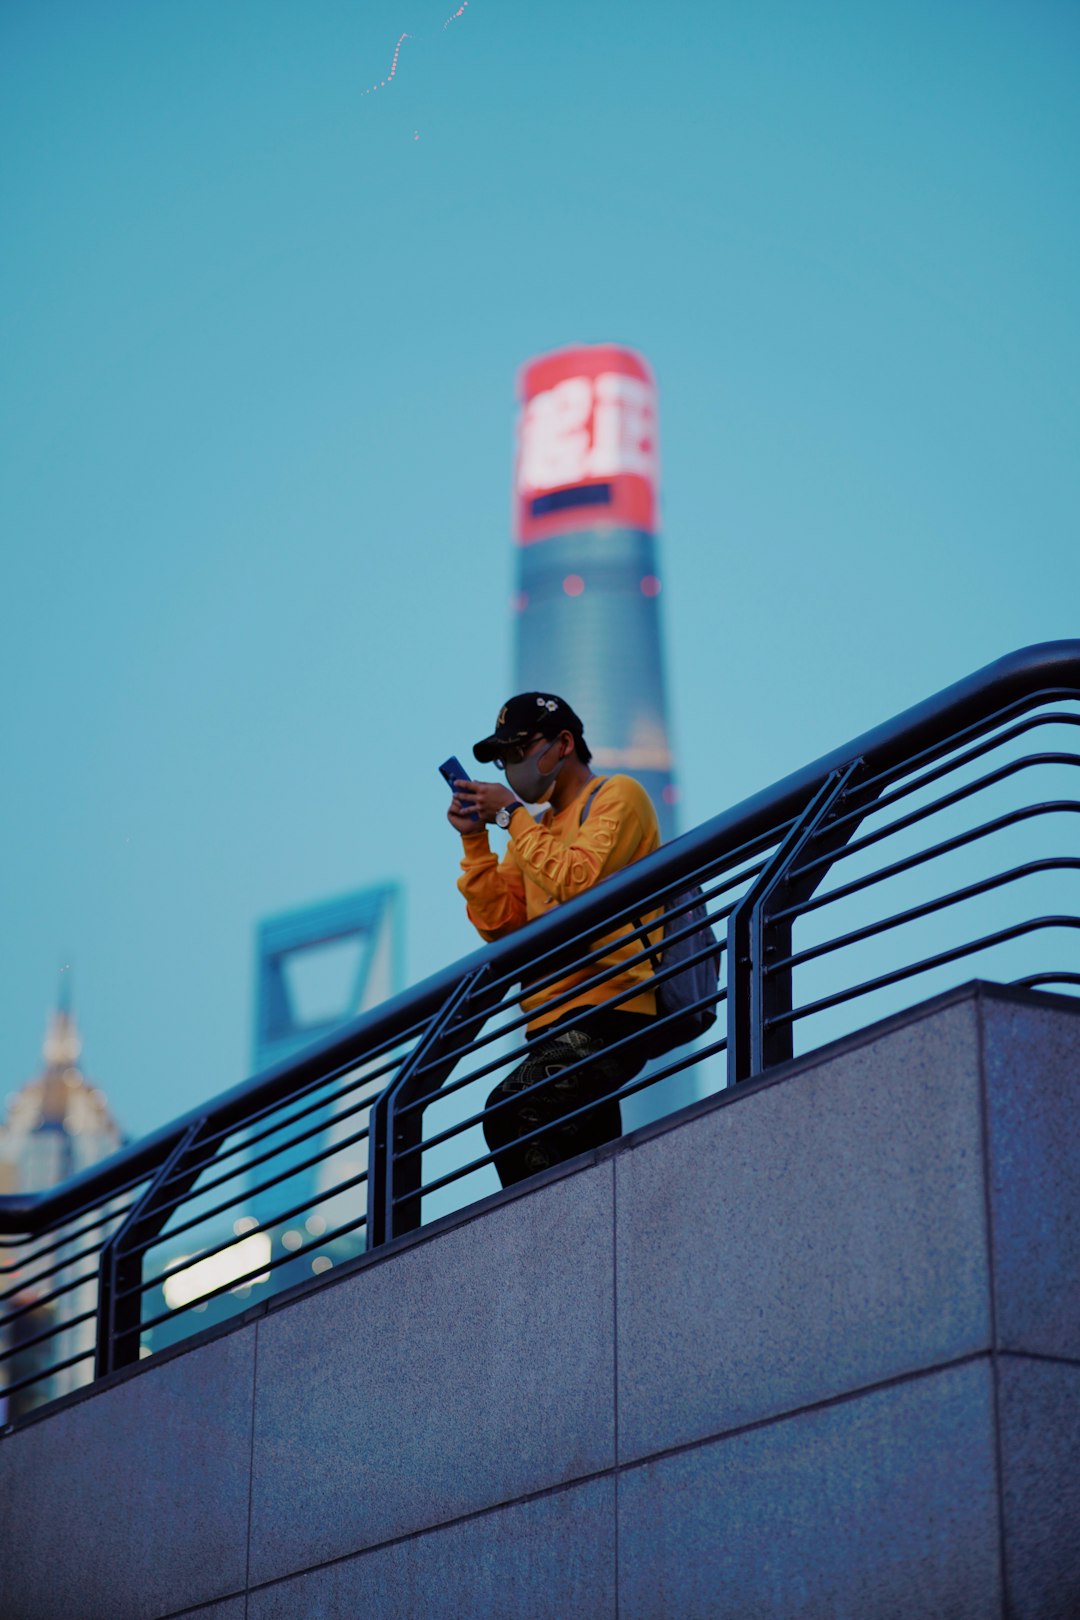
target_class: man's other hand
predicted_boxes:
[448,779,517,830]
[447,792,481,834]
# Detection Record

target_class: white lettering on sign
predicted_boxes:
[518,372,657,492]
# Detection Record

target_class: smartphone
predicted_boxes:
[439,756,478,818]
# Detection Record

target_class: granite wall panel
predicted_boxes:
[999,1354,1080,1620]
[0,1329,255,1620]
[615,1001,991,1461]
[247,1162,615,1586]
[247,1475,615,1620]
[982,997,1080,1360]
[618,1360,1001,1620]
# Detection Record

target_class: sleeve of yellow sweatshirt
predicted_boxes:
[509,777,654,904]
[457,830,528,941]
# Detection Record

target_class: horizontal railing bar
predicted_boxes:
[0,1230,119,1306]
[770,802,1080,926]
[0,1262,103,1332]
[405,899,731,1102]
[118,1117,372,1265]
[209,1024,423,1149]
[831,709,1080,828]
[839,693,1080,819]
[0,1346,96,1403]
[121,1211,370,1343]
[396,984,728,1165]
[119,1164,371,1303]
[153,1038,413,1193]
[471,841,777,1011]
[126,1095,376,1241]
[398,929,728,1123]
[0,1022,427,1236]
[421,953,660,1086]
[0,1218,127,1289]
[441,867,751,1059]
[832,691,1061,812]
[0,1190,144,1256]
[770,916,1080,1030]
[768,858,1080,977]
[460,892,704,1036]
[790,754,1080,884]
[1014,972,1080,988]
[401,999,642,1124]
[0,1302,99,1366]
[398,1031,731,1209]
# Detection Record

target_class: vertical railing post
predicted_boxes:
[727,761,868,1084]
[369,967,492,1250]
[95,1118,212,1378]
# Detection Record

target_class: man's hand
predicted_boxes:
[447,777,517,831]
[447,791,481,834]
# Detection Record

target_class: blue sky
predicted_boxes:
[2,0,1078,1143]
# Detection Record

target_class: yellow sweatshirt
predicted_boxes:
[457,773,662,1032]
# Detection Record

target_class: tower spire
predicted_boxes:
[43,968,81,1069]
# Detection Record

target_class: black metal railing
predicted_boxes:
[3,641,1078,1422]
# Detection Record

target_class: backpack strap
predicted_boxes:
[579,779,663,974]
[634,914,664,974]
[578,778,605,826]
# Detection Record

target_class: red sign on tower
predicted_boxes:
[514,344,659,544]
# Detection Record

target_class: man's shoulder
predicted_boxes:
[592,774,660,829]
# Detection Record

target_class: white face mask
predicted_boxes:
[505,736,565,804]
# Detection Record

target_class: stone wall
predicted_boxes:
[2,984,1078,1619]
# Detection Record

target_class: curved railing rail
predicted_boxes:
[3,640,1078,1422]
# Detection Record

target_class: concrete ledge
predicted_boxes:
[162,1601,247,1620]
[4,984,1079,1619]
[247,1475,616,1620]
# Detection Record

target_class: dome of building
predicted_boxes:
[0,990,124,1194]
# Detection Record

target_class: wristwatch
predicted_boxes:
[495,801,522,830]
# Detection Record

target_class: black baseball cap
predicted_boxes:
[472,693,585,764]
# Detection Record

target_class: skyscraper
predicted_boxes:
[156,885,405,1348]
[0,993,123,1196]
[0,991,124,1417]
[512,345,699,1131]
[249,883,402,1239]
[253,884,402,1074]
[512,343,678,843]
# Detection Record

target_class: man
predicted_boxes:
[448,693,661,1187]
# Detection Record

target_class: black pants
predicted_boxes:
[483,1011,653,1189]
